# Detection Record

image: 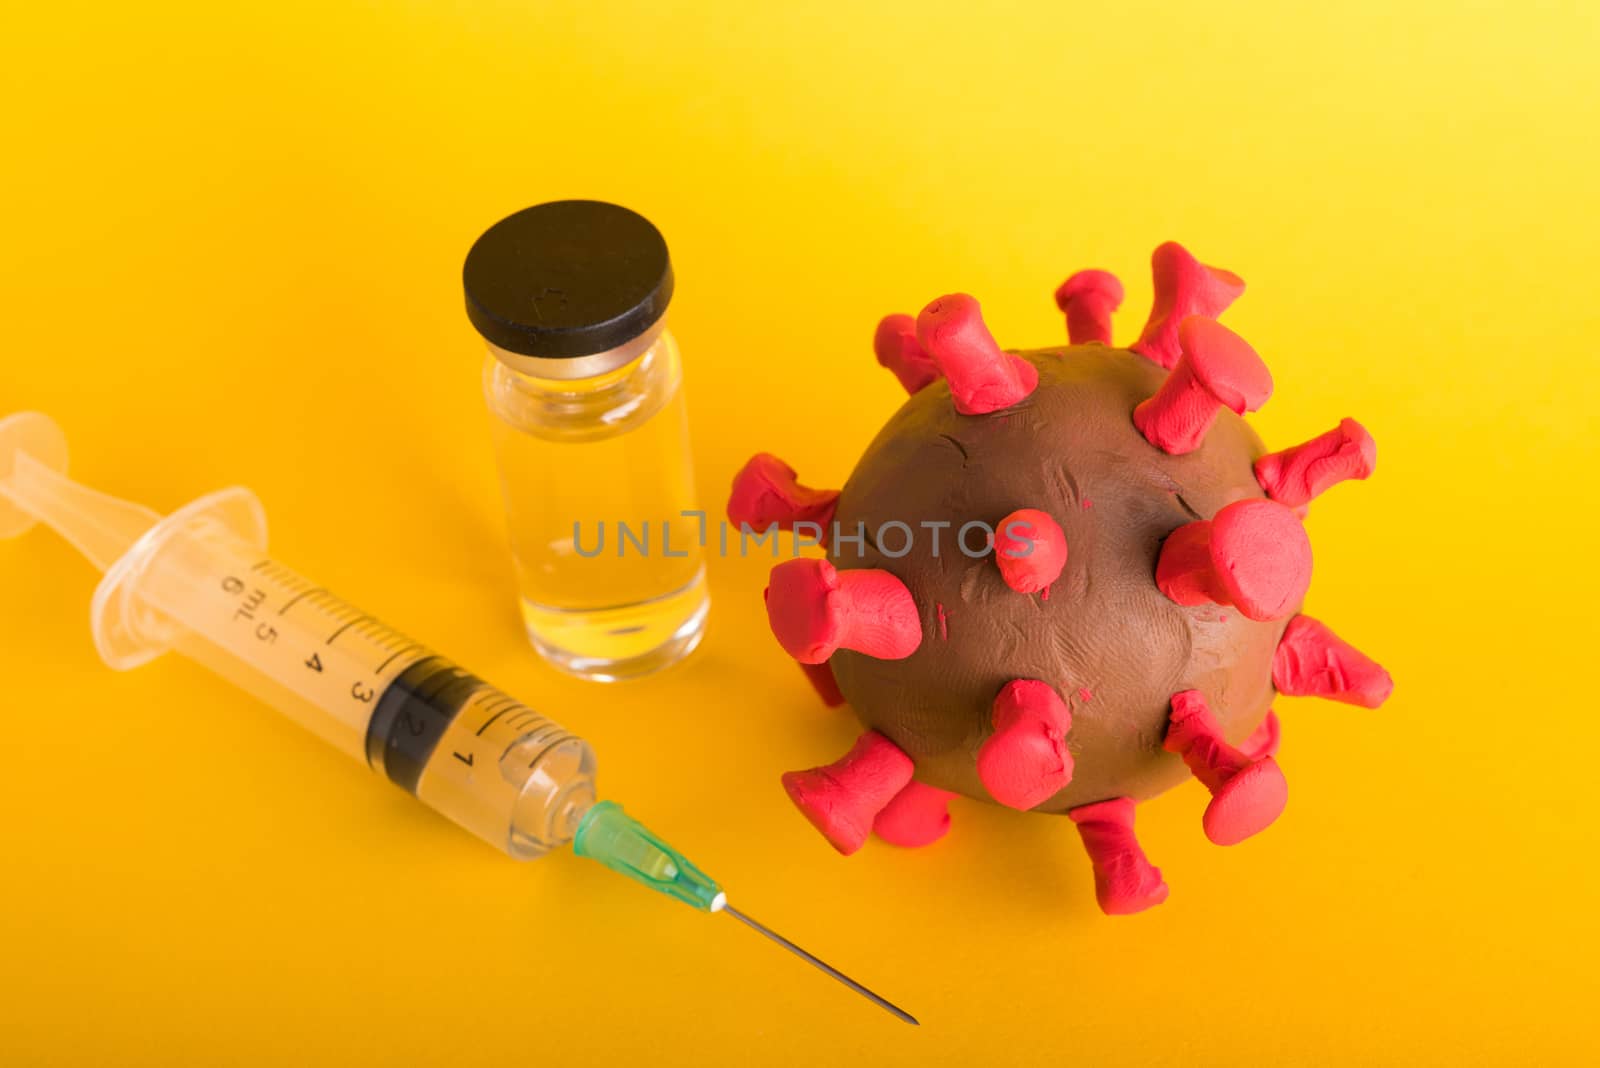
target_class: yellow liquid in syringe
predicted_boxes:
[136,532,598,860]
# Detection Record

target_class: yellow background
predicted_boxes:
[2,2,1596,1064]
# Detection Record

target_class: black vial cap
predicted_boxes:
[463,200,674,359]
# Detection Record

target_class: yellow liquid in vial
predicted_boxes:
[486,336,708,681]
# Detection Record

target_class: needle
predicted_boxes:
[722,904,919,1026]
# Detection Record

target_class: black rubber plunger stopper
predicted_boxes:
[463,200,674,360]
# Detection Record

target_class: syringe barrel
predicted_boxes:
[98,493,597,859]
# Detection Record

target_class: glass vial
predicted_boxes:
[464,201,709,681]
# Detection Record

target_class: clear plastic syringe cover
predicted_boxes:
[0,412,597,860]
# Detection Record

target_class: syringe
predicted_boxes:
[0,412,915,1025]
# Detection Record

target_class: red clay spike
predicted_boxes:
[977,680,1074,810]
[782,730,915,854]
[1134,316,1273,455]
[873,313,941,394]
[1055,269,1124,345]
[797,661,845,708]
[765,558,922,664]
[1240,710,1282,761]
[1152,520,1227,605]
[916,294,1039,415]
[1273,615,1394,708]
[1164,690,1288,846]
[1156,498,1311,622]
[874,781,959,848]
[1131,241,1247,370]
[1255,418,1377,509]
[1068,798,1170,915]
[727,454,840,542]
[993,508,1068,594]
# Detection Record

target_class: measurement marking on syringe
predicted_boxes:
[277,587,325,615]
[320,603,364,627]
[250,560,270,572]
[474,696,520,735]
[374,642,423,674]
[505,732,556,764]
[325,616,370,644]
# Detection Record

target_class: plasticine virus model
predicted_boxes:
[726,242,1393,915]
